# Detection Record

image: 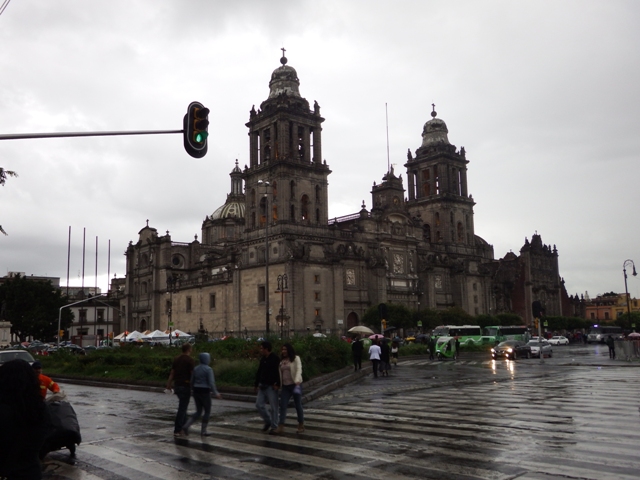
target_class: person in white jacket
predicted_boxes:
[276,343,304,434]
[369,340,381,378]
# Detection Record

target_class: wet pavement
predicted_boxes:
[43,343,640,479]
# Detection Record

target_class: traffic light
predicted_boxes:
[183,101,210,158]
[59,330,64,338]
[534,318,539,330]
[382,319,387,330]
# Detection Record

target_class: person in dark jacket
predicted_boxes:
[0,359,51,480]
[380,340,391,376]
[166,343,195,437]
[254,341,280,434]
[606,335,616,359]
[351,338,364,371]
[181,352,221,437]
[428,336,436,360]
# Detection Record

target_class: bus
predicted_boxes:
[431,325,483,345]
[587,325,624,344]
[483,325,530,344]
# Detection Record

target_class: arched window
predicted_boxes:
[423,224,431,242]
[272,204,278,221]
[251,212,256,229]
[290,204,295,221]
[290,180,295,199]
[315,208,320,223]
[435,212,440,226]
[457,222,464,242]
[259,197,267,226]
[301,195,310,221]
[315,185,321,202]
[272,181,277,199]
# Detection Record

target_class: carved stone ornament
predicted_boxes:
[346,268,355,286]
[393,254,404,274]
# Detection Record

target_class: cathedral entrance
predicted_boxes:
[346,312,359,330]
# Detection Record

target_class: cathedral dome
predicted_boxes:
[268,54,301,98]
[421,106,450,147]
[211,201,245,220]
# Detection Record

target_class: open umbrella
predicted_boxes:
[348,325,374,335]
[368,334,385,340]
[313,333,327,338]
[628,332,640,338]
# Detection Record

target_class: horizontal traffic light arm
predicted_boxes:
[0,129,184,141]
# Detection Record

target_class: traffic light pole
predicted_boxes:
[0,129,183,141]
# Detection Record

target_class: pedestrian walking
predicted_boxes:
[380,339,390,376]
[391,341,399,367]
[428,336,435,361]
[181,353,222,437]
[352,337,363,371]
[166,343,195,437]
[369,340,381,378]
[32,360,61,399]
[276,343,305,434]
[0,359,51,480]
[606,335,616,359]
[455,337,460,358]
[254,341,280,434]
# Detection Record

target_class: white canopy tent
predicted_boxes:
[141,329,170,340]
[114,330,144,342]
[169,329,193,339]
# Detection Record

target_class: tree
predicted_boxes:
[438,306,475,326]
[0,274,73,342]
[0,167,18,235]
[361,303,414,332]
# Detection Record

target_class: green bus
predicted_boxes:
[483,325,530,344]
[431,325,483,345]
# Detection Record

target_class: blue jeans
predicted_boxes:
[174,386,191,433]
[279,384,304,426]
[183,388,211,431]
[256,385,279,430]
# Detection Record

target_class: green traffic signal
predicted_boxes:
[184,102,209,158]
[195,131,208,143]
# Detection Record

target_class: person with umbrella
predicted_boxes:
[352,336,364,371]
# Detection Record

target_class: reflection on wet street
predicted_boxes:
[44,344,640,479]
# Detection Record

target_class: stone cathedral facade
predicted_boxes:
[117,54,570,337]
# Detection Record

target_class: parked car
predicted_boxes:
[527,340,553,358]
[0,349,36,365]
[548,336,569,346]
[491,340,531,360]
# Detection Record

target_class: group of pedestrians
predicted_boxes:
[254,341,305,434]
[166,340,305,439]
[166,343,221,437]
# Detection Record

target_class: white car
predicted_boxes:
[548,335,569,346]
[526,340,553,358]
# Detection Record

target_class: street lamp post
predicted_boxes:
[623,259,637,327]
[276,274,290,338]
[166,275,179,346]
[258,180,271,335]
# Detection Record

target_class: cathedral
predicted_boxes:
[117,53,573,338]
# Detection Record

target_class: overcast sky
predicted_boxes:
[1,0,639,302]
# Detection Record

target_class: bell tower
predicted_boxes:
[243,51,331,230]
[405,105,475,246]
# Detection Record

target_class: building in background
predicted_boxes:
[118,53,572,337]
[584,292,640,322]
